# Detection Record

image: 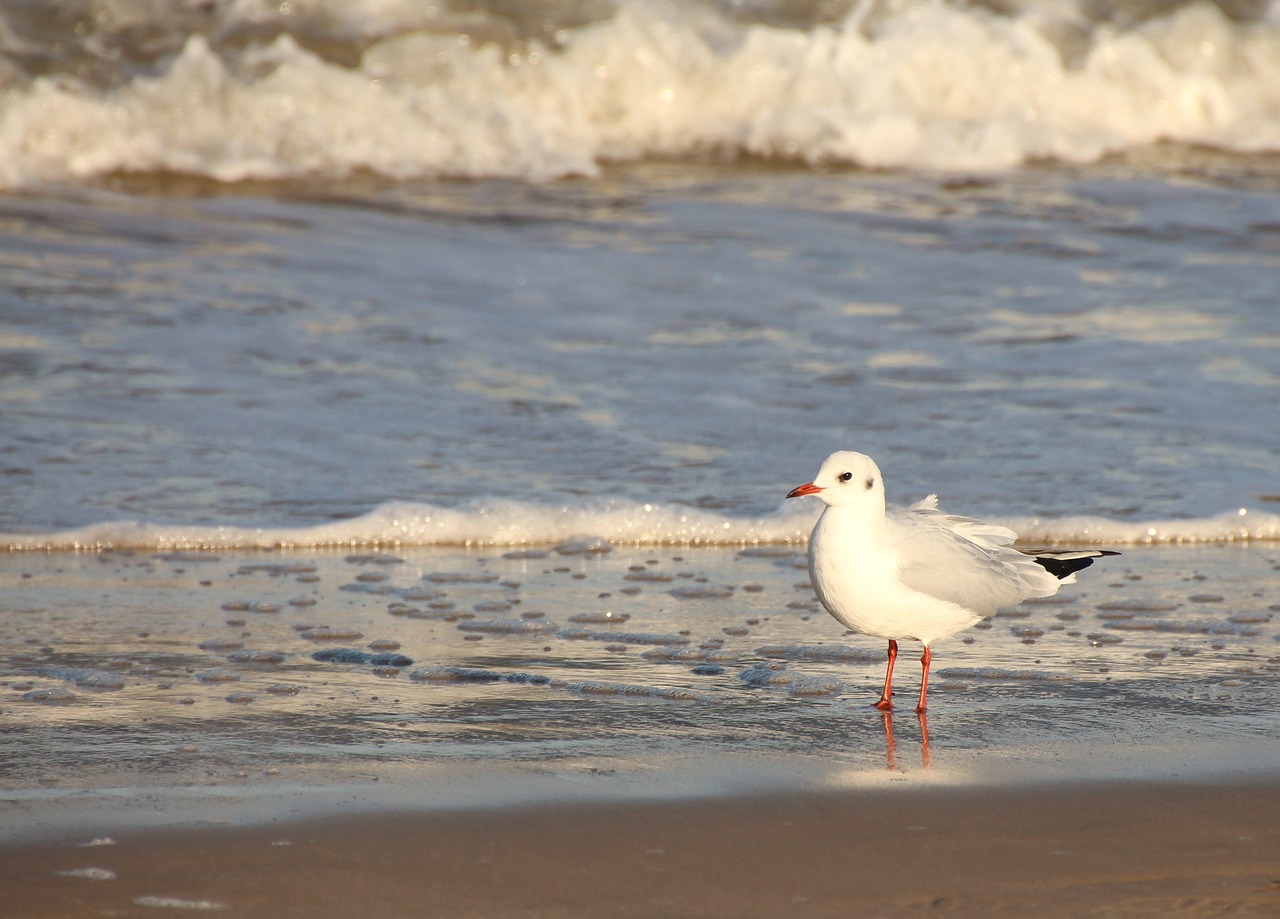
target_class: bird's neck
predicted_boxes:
[813,501,889,552]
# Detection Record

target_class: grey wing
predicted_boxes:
[887,497,1061,615]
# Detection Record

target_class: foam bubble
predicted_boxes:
[456,618,558,635]
[755,644,885,664]
[56,867,116,881]
[4,498,1278,551]
[22,687,77,703]
[558,628,690,646]
[565,681,709,702]
[939,667,1073,682]
[226,650,287,664]
[132,896,228,911]
[39,667,126,690]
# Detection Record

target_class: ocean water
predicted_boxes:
[2,0,1279,549]
[1,0,1279,822]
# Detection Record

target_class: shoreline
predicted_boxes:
[4,776,1278,918]
[6,728,1280,843]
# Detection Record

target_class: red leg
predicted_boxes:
[874,639,897,710]
[915,645,932,713]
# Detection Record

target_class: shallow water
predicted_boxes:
[4,157,1280,548]
[3,542,1276,829]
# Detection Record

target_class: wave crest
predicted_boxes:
[4,498,1277,551]
[2,2,1278,187]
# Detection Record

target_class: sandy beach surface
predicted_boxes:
[3,780,1279,918]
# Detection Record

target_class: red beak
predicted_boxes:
[786,482,823,499]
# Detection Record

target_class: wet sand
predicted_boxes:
[4,780,1279,918]
[3,544,1279,915]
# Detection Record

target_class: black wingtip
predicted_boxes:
[1029,549,1121,581]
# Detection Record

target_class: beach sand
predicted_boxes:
[3,780,1279,918]
[3,545,1279,916]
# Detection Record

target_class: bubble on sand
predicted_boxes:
[565,681,709,702]
[77,671,126,690]
[225,692,255,704]
[339,581,401,596]
[404,607,457,620]
[410,667,503,683]
[409,666,550,685]
[642,648,738,663]
[786,676,844,697]
[691,664,726,676]
[265,683,302,695]
[1229,612,1272,624]
[737,546,797,558]
[938,667,1072,682]
[133,895,228,910]
[739,666,802,688]
[197,638,244,651]
[1096,599,1180,612]
[194,668,240,683]
[220,600,281,613]
[311,648,414,667]
[558,628,690,646]
[236,563,318,576]
[554,535,613,556]
[567,611,630,624]
[23,687,77,703]
[401,586,446,601]
[457,618,557,635]
[623,570,672,582]
[226,650,286,664]
[503,548,548,559]
[504,672,553,685]
[1105,619,1261,636]
[155,553,221,564]
[755,644,884,664]
[425,572,499,584]
[56,867,116,881]
[473,600,514,612]
[39,667,126,690]
[345,553,404,566]
[368,639,401,650]
[299,626,364,641]
[669,585,734,599]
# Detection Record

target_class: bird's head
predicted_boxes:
[786,451,885,509]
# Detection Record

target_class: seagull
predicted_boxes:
[786,451,1118,712]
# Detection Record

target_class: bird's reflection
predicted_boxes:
[881,710,931,770]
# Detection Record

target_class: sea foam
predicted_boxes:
[0,2,1277,187]
[3,498,1277,551]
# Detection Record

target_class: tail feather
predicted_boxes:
[1025,549,1121,581]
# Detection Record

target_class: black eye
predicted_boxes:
[866,477,875,489]
[838,471,853,483]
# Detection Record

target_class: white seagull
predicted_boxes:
[786,451,1118,712]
